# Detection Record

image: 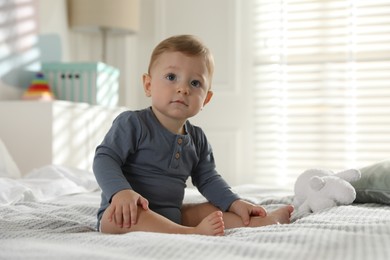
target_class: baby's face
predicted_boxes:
[144,51,212,126]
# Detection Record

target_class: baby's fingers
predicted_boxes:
[139,197,149,210]
[114,207,124,227]
[129,201,139,225]
[241,213,251,226]
[121,204,131,228]
[105,205,116,222]
[252,206,267,217]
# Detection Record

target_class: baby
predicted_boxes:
[93,34,293,235]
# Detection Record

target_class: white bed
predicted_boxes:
[1,179,390,260]
[1,112,390,259]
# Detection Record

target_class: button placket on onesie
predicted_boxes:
[170,136,185,169]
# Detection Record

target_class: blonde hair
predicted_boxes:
[147,35,215,83]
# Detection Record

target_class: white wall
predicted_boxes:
[38,0,70,61]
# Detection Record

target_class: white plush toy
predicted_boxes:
[293,168,361,214]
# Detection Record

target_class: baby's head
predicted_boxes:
[148,35,215,87]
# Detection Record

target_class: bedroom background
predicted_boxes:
[0,0,389,190]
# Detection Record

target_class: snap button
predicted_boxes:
[175,152,180,159]
[177,138,183,145]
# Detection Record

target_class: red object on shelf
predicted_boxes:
[22,72,55,101]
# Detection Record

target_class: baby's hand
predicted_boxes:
[228,199,267,226]
[106,189,149,228]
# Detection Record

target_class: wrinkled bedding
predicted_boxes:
[0,166,390,260]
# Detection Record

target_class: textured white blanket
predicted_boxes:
[1,187,390,260]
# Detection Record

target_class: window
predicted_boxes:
[252,0,390,188]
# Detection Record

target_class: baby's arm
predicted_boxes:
[105,189,149,228]
[228,199,267,226]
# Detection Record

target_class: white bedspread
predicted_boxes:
[0,168,389,260]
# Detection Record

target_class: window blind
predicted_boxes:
[252,0,390,188]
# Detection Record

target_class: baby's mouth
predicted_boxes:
[171,100,188,106]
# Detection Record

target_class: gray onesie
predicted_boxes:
[93,107,239,228]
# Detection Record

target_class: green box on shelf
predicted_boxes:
[42,62,120,107]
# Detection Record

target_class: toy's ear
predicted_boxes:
[310,176,326,191]
[335,169,361,182]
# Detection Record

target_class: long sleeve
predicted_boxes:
[93,112,140,203]
[190,126,240,211]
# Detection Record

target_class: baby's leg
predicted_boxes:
[246,205,294,227]
[100,205,224,236]
[182,203,293,229]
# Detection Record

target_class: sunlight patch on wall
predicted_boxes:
[0,0,39,90]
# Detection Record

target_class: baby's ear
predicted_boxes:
[203,91,213,106]
[143,73,152,97]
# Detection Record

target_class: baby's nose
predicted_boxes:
[177,83,190,94]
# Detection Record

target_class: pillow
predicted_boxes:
[352,159,390,205]
[0,138,21,178]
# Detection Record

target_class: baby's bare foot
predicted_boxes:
[194,211,225,236]
[268,205,294,224]
[249,205,294,227]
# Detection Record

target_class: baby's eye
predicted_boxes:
[166,73,176,81]
[190,80,201,88]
